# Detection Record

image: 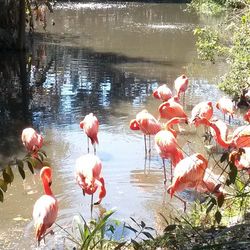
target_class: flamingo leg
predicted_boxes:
[144,134,147,158]
[162,158,167,185]
[87,137,90,153]
[148,135,151,155]
[90,193,94,219]
[170,161,173,184]
[172,194,187,212]
[94,144,96,155]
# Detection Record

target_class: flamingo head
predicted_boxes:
[207,101,213,107]
[80,121,84,129]
[129,119,140,130]
[229,148,245,163]
[40,166,52,186]
[215,102,220,109]
[152,89,160,99]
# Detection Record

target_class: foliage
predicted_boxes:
[62,210,125,250]
[61,210,156,250]
[0,150,48,202]
[191,0,250,102]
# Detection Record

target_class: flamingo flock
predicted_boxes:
[20,74,250,246]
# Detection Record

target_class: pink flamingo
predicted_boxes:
[216,96,235,122]
[196,168,225,195]
[155,117,187,183]
[152,84,173,102]
[229,148,250,173]
[190,101,213,127]
[32,167,58,245]
[244,109,250,123]
[21,127,43,155]
[167,153,208,209]
[196,118,250,149]
[158,100,188,121]
[80,113,99,154]
[205,117,229,151]
[75,154,106,215]
[130,109,161,157]
[174,74,189,99]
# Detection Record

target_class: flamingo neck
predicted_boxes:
[42,178,53,196]
[207,121,232,148]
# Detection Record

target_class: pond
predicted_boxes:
[0,1,247,249]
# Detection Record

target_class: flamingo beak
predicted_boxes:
[49,181,52,187]
[82,189,85,196]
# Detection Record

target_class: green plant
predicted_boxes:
[62,210,126,250]
[0,149,48,202]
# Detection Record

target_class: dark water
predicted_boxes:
[0,2,246,249]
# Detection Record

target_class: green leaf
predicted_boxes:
[206,203,215,214]
[220,152,228,163]
[16,159,24,168]
[3,166,14,184]
[142,231,154,240]
[27,161,34,174]
[217,193,224,208]
[215,210,222,224]
[0,189,3,202]
[124,225,138,234]
[18,166,25,180]
[164,224,177,232]
[0,179,8,192]
[130,217,140,227]
[140,221,145,228]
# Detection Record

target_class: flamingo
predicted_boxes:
[167,153,208,206]
[196,168,225,196]
[21,127,43,155]
[32,167,58,245]
[204,117,229,151]
[130,109,161,157]
[229,147,250,173]
[196,118,250,149]
[216,96,235,122]
[80,113,99,154]
[155,117,187,183]
[244,109,250,123]
[190,101,213,127]
[152,84,173,102]
[158,100,188,121]
[75,154,106,215]
[174,74,189,99]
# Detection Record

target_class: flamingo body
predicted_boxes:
[167,153,208,198]
[130,109,161,135]
[80,113,99,145]
[216,96,235,120]
[174,74,188,98]
[33,167,58,245]
[153,84,173,102]
[155,130,183,167]
[75,154,106,204]
[190,101,213,126]
[21,128,43,153]
[158,101,187,121]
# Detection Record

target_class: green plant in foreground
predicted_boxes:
[0,149,48,202]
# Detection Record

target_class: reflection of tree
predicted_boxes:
[0,52,30,158]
